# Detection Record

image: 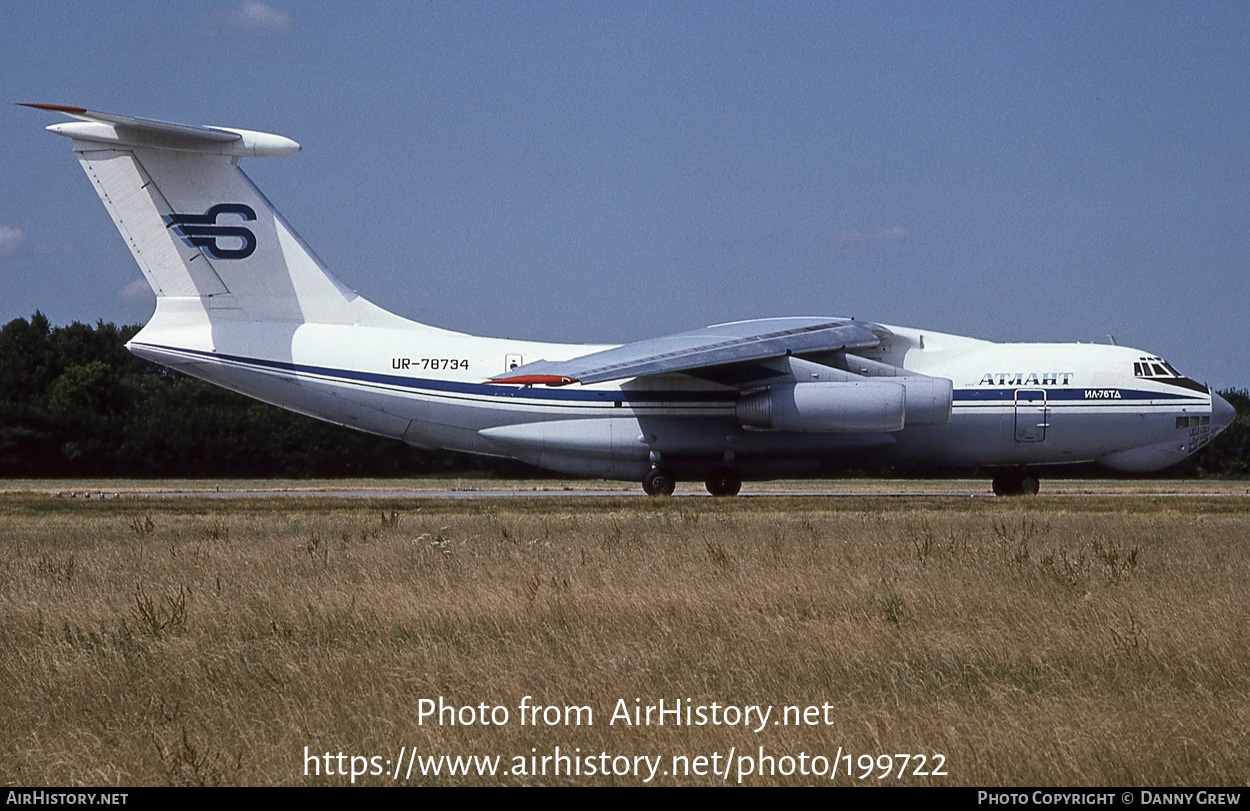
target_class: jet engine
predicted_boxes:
[736,375,952,433]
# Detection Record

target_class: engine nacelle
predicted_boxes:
[894,376,953,426]
[737,381,907,432]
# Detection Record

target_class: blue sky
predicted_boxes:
[3,2,1248,386]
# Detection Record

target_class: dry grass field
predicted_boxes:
[1,484,1247,785]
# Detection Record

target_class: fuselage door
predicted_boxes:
[1014,388,1048,442]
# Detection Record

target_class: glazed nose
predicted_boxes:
[1211,391,1236,433]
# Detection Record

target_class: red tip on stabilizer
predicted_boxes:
[489,374,577,387]
[20,103,88,114]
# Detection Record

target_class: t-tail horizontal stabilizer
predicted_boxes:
[21,103,301,158]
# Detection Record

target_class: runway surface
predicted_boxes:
[41,483,1250,499]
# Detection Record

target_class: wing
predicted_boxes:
[489,317,885,386]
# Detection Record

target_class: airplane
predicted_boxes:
[26,104,1236,496]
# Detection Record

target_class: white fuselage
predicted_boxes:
[127,313,1227,481]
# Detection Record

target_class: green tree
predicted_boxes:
[0,312,527,477]
[1190,389,1250,477]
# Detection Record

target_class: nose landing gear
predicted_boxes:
[992,469,1040,496]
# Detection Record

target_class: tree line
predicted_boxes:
[0,313,1245,479]
[0,313,536,478]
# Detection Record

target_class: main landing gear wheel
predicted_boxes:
[705,471,742,497]
[992,470,1040,496]
[642,468,676,497]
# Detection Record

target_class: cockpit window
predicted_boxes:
[1135,356,1181,379]
[1134,357,1208,393]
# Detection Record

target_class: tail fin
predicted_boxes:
[27,105,392,328]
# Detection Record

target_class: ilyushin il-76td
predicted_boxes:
[27,105,1235,495]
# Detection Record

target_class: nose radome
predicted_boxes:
[1211,391,1237,434]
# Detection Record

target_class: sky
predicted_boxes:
[3,2,1248,387]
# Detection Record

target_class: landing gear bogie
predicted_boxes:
[705,471,742,497]
[642,468,676,497]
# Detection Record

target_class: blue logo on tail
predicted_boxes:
[166,204,257,260]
